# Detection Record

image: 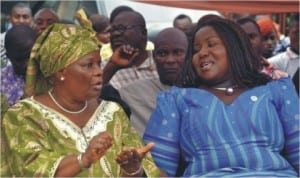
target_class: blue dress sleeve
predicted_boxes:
[143,88,181,176]
[270,77,299,173]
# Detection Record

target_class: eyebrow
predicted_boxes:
[204,36,220,41]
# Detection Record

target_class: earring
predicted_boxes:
[60,76,65,81]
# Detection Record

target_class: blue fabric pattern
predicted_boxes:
[143,77,299,177]
[0,64,25,106]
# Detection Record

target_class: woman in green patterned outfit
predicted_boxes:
[1,23,162,177]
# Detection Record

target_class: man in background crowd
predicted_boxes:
[1,2,33,68]
[33,8,59,35]
[268,13,299,94]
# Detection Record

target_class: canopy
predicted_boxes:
[133,1,299,14]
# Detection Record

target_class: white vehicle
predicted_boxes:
[39,0,219,41]
[1,0,219,40]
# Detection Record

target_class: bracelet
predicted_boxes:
[122,165,143,176]
[77,153,91,170]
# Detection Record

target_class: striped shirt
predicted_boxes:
[107,52,158,89]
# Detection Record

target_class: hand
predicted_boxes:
[271,69,288,80]
[266,63,288,80]
[115,142,154,174]
[83,131,113,166]
[110,44,139,68]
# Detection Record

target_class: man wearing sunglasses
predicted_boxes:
[103,9,158,89]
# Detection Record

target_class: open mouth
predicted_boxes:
[93,81,103,91]
[94,84,102,90]
[200,61,213,70]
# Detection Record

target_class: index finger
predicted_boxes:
[137,142,155,157]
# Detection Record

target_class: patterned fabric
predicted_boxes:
[1,111,10,176]
[0,93,9,117]
[144,77,299,177]
[0,32,10,69]
[2,98,161,177]
[0,64,25,106]
[25,23,100,97]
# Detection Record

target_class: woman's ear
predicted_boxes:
[54,70,65,81]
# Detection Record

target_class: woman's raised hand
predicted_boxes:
[115,142,155,176]
[83,131,114,166]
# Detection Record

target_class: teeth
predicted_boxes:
[201,62,209,68]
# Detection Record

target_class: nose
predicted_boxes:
[165,54,176,63]
[41,21,48,29]
[19,17,26,24]
[94,63,103,77]
[198,47,209,58]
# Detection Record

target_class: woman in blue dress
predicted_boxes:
[143,15,299,177]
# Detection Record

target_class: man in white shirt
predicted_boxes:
[268,14,299,78]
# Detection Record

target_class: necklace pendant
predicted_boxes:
[211,85,237,95]
[225,87,234,95]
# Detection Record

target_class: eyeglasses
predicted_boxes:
[108,24,144,34]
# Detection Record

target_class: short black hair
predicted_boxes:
[90,14,109,33]
[5,24,37,76]
[173,14,192,26]
[110,5,133,23]
[236,17,261,34]
[11,2,32,15]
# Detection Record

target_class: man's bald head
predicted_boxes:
[154,27,188,49]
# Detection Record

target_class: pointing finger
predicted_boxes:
[137,142,155,157]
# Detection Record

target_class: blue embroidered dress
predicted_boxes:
[143,77,299,177]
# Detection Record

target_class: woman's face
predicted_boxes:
[62,51,103,100]
[192,26,230,85]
